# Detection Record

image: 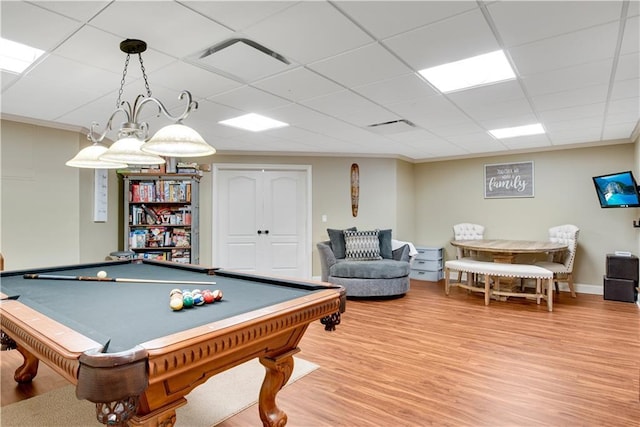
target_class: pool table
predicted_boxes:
[0,259,345,426]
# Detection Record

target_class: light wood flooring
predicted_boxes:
[2,280,639,426]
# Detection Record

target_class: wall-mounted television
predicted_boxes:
[592,171,640,208]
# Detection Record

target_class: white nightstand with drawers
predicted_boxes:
[410,246,444,281]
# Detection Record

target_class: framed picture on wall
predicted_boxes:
[484,161,534,198]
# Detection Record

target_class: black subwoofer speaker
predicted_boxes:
[606,254,639,281]
[603,276,637,303]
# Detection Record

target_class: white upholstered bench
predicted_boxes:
[444,259,555,311]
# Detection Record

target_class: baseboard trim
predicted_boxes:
[560,282,602,295]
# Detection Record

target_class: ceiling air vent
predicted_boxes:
[367,119,416,135]
[197,38,290,82]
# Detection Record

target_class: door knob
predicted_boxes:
[264,230,269,234]
[257,230,262,234]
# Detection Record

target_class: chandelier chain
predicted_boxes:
[138,53,152,97]
[116,54,131,109]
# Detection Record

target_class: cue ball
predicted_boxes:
[97,270,108,278]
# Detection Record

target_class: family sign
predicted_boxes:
[484,161,534,198]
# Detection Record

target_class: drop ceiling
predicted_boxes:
[1,0,638,162]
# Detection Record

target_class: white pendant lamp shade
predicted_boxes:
[65,144,128,169]
[100,136,165,165]
[141,124,216,157]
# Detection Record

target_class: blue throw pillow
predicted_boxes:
[327,227,356,259]
[378,229,393,259]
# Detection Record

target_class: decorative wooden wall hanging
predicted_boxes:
[351,163,359,217]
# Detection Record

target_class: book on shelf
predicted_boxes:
[171,248,191,263]
[141,251,167,261]
[171,228,190,247]
[129,230,148,248]
[141,204,159,224]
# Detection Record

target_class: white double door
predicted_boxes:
[213,165,310,278]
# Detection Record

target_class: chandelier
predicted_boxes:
[66,39,215,169]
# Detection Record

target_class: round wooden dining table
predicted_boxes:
[450,239,568,264]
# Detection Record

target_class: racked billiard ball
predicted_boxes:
[170,297,183,311]
[202,291,215,304]
[193,293,205,306]
[182,294,194,308]
[212,289,223,301]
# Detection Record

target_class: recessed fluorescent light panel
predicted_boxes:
[219,113,289,132]
[489,123,545,139]
[0,37,44,74]
[418,50,515,93]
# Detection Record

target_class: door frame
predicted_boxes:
[212,163,313,278]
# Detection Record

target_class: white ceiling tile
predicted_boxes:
[409,139,468,157]
[499,134,552,150]
[335,1,477,40]
[53,26,176,75]
[461,97,535,124]
[384,129,439,144]
[353,73,439,105]
[308,43,411,88]
[388,95,470,128]
[243,1,373,64]
[88,1,233,58]
[532,84,609,112]
[544,117,604,133]
[181,1,294,31]
[32,1,111,22]
[1,71,20,91]
[253,67,344,102]
[151,61,243,99]
[547,128,603,145]
[539,104,606,123]
[301,90,391,123]
[521,59,613,95]
[448,80,527,106]
[610,78,640,101]
[208,86,290,113]
[488,1,623,47]
[266,103,356,134]
[384,8,500,70]
[1,1,81,51]
[474,113,540,131]
[509,22,620,76]
[621,15,639,55]
[602,122,637,140]
[2,55,118,122]
[422,120,486,139]
[616,52,640,81]
[607,97,640,117]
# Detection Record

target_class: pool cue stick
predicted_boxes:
[23,274,215,286]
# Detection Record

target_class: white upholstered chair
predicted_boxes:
[452,223,485,282]
[535,224,580,297]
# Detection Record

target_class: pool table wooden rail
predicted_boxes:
[0,262,345,427]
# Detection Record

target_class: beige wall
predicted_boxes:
[2,118,638,291]
[1,120,120,270]
[413,143,639,292]
[202,155,412,275]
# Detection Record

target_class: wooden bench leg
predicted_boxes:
[547,278,553,312]
[484,274,491,306]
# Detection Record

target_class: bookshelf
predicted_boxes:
[121,173,200,264]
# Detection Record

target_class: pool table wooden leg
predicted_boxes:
[14,343,40,383]
[258,348,300,427]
